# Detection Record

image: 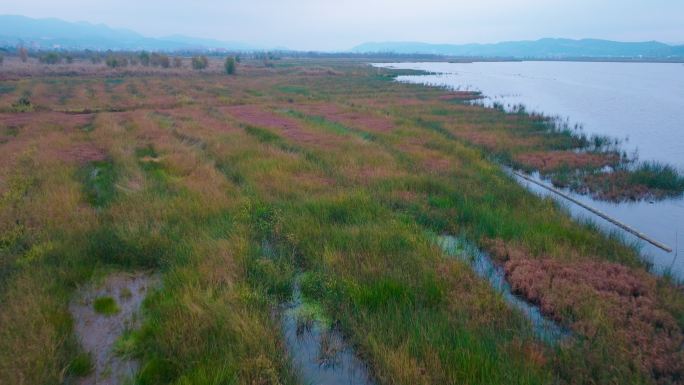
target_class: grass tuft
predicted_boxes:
[93,296,120,316]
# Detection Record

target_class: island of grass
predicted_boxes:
[93,296,120,316]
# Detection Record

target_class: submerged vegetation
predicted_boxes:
[457,102,684,201]
[1,56,683,385]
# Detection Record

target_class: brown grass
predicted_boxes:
[514,151,619,173]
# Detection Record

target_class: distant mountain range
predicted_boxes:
[0,15,258,51]
[3,15,683,59]
[352,39,684,59]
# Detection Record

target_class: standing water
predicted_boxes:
[282,278,375,385]
[374,61,684,277]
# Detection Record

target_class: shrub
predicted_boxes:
[151,53,170,68]
[139,51,151,66]
[18,47,28,63]
[224,56,236,75]
[11,96,33,112]
[191,55,208,70]
[173,57,183,68]
[39,52,61,65]
[0,55,3,65]
[105,55,128,68]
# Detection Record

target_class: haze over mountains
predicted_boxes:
[0,15,257,51]
[2,14,683,59]
[352,39,684,59]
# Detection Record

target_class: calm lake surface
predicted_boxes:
[374,61,684,277]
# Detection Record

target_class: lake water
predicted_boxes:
[374,61,684,277]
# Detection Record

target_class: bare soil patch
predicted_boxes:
[69,272,157,385]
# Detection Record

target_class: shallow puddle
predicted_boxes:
[437,235,569,344]
[69,272,156,385]
[282,279,375,385]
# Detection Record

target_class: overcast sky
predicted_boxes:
[3,0,684,50]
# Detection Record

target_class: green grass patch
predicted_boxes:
[244,125,281,143]
[630,161,684,192]
[93,296,120,316]
[67,352,93,377]
[79,160,117,208]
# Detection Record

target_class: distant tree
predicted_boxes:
[40,52,61,65]
[150,53,159,66]
[235,55,241,63]
[224,56,236,75]
[65,55,74,64]
[139,51,150,66]
[173,57,183,68]
[12,95,33,112]
[18,47,28,63]
[105,55,128,68]
[191,55,208,70]
[158,54,170,68]
[0,55,4,66]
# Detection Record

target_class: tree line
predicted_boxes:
[1,47,241,74]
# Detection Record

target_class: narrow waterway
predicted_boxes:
[436,235,570,344]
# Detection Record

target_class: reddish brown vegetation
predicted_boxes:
[456,130,539,152]
[56,143,108,165]
[222,104,344,149]
[299,103,395,133]
[514,151,619,173]
[488,240,684,383]
[581,171,658,202]
[0,112,93,130]
[222,105,300,131]
[294,67,341,76]
[437,92,481,101]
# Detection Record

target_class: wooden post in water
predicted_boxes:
[512,171,673,253]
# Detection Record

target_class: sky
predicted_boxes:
[2,0,684,50]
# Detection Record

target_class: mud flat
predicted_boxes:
[69,272,156,385]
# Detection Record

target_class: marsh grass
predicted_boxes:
[93,296,120,316]
[629,161,684,192]
[67,352,94,377]
[1,59,682,385]
[79,160,117,207]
